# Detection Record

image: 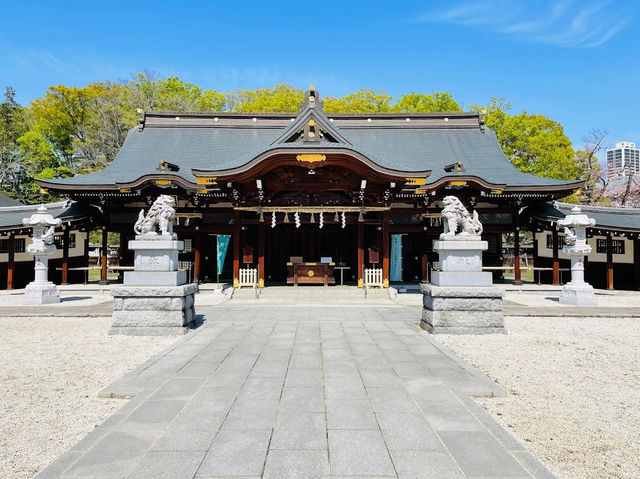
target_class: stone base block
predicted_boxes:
[109,326,193,336]
[421,284,505,335]
[24,281,60,305]
[430,271,493,287]
[559,282,597,306]
[123,270,187,286]
[110,284,197,335]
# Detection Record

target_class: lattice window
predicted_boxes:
[0,238,25,253]
[182,238,193,253]
[479,213,513,225]
[110,212,140,224]
[596,239,625,254]
[53,233,76,249]
[546,234,566,249]
[390,214,421,225]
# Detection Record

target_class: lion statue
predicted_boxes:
[440,195,483,239]
[134,195,176,237]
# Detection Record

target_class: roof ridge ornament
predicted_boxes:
[300,86,323,111]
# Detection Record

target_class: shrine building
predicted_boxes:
[37,87,583,289]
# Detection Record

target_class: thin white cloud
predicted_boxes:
[417,0,632,48]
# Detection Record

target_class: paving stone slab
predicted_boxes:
[197,429,271,477]
[328,429,396,477]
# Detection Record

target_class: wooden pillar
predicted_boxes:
[100,228,108,285]
[634,237,640,291]
[61,228,69,285]
[194,232,201,283]
[357,222,364,288]
[513,228,522,285]
[552,224,560,285]
[606,233,614,290]
[7,233,15,290]
[258,222,265,288]
[233,211,240,288]
[382,212,390,287]
[421,253,428,282]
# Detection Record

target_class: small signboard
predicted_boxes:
[368,245,380,264]
[242,245,254,264]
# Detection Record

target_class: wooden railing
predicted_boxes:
[364,268,384,289]
[238,267,258,289]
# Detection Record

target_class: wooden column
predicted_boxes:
[513,228,522,285]
[7,233,15,290]
[552,224,560,285]
[233,211,240,288]
[382,212,390,287]
[606,233,614,290]
[61,228,69,285]
[634,237,640,291]
[258,222,265,288]
[357,222,364,288]
[100,229,108,284]
[194,232,201,283]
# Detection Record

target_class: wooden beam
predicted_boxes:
[258,222,265,287]
[7,233,15,290]
[357,223,364,288]
[194,232,201,283]
[100,229,108,285]
[382,212,390,287]
[62,228,69,285]
[552,224,560,285]
[233,211,240,288]
[606,233,614,290]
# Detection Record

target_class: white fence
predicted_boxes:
[364,268,384,289]
[238,268,258,288]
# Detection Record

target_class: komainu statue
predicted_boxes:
[134,195,176,236]
[440,195,483,239]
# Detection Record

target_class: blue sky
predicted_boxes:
[1,0,638,154]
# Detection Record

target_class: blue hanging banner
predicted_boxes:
[390,234,403,282]
[216,235,231,278]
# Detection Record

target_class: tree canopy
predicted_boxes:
[0,74,614,205]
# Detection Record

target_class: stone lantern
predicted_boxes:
[23,205,62,305]
[558,205,597,306]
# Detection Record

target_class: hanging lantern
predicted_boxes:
[284,212,290,223]
[310,213,315,223]
[334,212,339,222]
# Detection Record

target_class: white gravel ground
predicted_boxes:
[0,316,178,479]
[438,316,640,479]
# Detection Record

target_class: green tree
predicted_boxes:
[0,86,28,199]
[393,92,461,112]
[469,98,578,180]
[324,88,393,113]
[226,84,304,112]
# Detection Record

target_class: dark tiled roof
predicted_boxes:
[524,201,640,232]
[0,193,22,207]
[0,201,91,230]
[40,105,579,190]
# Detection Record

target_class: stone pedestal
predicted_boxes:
[421,237,505,334]
[111,234,197,335]
[111,284,197,335]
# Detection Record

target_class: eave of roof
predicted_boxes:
[524,201,640,232]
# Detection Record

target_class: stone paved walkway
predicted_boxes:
[37,300,554,479]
